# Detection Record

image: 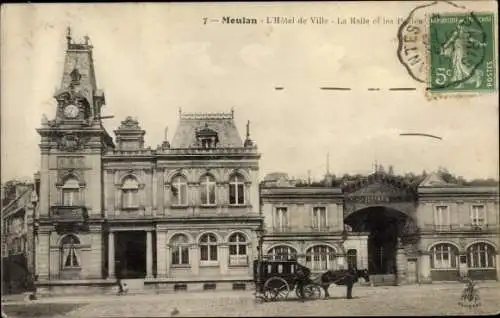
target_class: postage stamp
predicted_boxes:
[397,1,497,98]
[428,12,496,93]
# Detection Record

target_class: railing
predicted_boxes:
[272,226,292,233]
[50,206,88,222]
[307,225,334,232]
[423,224,499,232]
[270,226,341,233]
[160,148,259,155]
[229,255,248,266]
[107,147,259,156]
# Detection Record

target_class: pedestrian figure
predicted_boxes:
[458,278,480,308]
[295,262,311,301]
[116,265,128,295]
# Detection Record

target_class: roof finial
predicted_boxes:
[84,35,90,46]
[246,120,250,139]
[164,126,168,140]
[66,26,72,47]
[231,107,234,118]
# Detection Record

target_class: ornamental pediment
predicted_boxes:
[343,173,417,203]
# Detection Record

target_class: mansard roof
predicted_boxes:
[171,110,243,148]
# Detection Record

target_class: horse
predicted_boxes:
[318,268,370,299]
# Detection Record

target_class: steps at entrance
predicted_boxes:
[121,279,145,294]
[370,275,396,286]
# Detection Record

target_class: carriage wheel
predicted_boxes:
[302,284,322,300]
[264,277,290,301]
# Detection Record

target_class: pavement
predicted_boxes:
[2,283,500,317]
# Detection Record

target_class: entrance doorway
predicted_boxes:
[344,206,407,275]
[115,231,146,279]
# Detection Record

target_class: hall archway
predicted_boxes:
[344,206,410,275]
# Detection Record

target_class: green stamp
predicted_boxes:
[429,12,496,92]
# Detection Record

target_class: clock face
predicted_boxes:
[64,104,79,119]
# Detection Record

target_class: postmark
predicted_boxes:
[397,1,497,98]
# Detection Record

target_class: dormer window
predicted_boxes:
[196,124,219,149]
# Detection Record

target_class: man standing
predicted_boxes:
[295,262,311,300]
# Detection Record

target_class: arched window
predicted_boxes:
[306,245,336,271]
[431,243,458,269]
[229,174,245,205]
[347,249,358,269]
[467,243,496,268]
[200,175,216,205]
[62,177,80,206]
[171,175,188,206]
[60,235,80,269]
[268,246,297,261]
[171,234,190,266]
[122,177,139,209]
[199,233,218,262]
[229,233,247,265]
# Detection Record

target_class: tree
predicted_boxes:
[388,165,395,175]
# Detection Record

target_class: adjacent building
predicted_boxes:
[260,172,499,285]
[1,179,39,294]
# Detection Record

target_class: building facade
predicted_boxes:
[260,172,500,285]
[34,31,261,295]
[25,30,500,295]
[1,180,39,294]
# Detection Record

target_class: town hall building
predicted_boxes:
[33,30,261,295]
[16,30,499,295]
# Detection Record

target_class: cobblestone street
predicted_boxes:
[4,283,497,317]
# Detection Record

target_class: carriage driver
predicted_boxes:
[294,259,311,299]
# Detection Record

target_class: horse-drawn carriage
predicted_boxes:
[253,258,322,302]
[253,257,370,302]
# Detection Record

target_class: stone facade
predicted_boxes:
[33,31,261,294]
[260,172,499,285]
[1,180,39,294]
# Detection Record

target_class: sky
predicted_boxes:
[1,2,498,183]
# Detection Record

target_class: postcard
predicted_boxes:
[1,2,498,317]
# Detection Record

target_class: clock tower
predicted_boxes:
[36,28,114,280]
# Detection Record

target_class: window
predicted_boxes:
[229,175,245,205]
[171,176,188,206]
[312,207,327,230]
[171,234,190,266]
[62,177,79,206]
[430,244,458,269]
[200,233,218,262]
[122,177,139,209]
[471,205,486,226]
[434,205,450,228]
[267,246,297,261]
[467,243,495,268]
[200,175,216,205]
[61,234,80,269]
[347,249,358,269]
[306,245,336,271]
[274,207,289,231]
[229,233,247,265]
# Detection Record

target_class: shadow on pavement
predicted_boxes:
[2,303,86,318]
